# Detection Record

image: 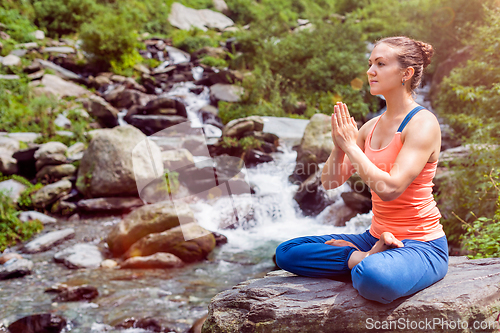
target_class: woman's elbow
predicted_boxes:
[377,188,402,202]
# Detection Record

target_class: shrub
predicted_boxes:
[79,8,143,71]
[0,6,37,48]
[0,191,43,252]
[33,0,99,37]
[170,28,220,54]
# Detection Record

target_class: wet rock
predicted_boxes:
[66,142,85,160]
[33,30,45,40]
[76,125,162,198]
[222,116,264,138]
[189,315,208,333]
[203,257,500,333]
[30,74,89,98]
[0,153,17,175]
[41,46,75,54]
[36,164,76,182]
[0,136,20,153]
[292,113,334,182]
[50,200,77,216]
[210,83,244,103]
[35,153,67,171]
[318,202,357,227]
[34,141,68,160]
[115,317,168,332]
[0,258,33,279]
[124,222,216,263]
[120,252,184,269]
[77,197,144,213]
[38,59,81,80]
[0,179,27,203]
[105,87,152,109]
[23,228,75,253]
[341,192,372,214]
[0,253,23,265]
[168,2,234,31]
[84,95,119,128]
[7,313,66,333]
[244,149,273,167]
[32,179,72,209]
[293,170,337,216]
[51,285,99,302]
[107,201,195,256]
[144,96,187,118]
[129,114,188,135]
[19,211,57,224]
[54,243,104,269]
[101,259,118,269]
[212,232,228,246]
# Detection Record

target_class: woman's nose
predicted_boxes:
[367,65,375,76]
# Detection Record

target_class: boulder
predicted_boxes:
[162,148,194,171]
[210,83,244,103]
[35,153,67,171]
[105,87,152,109]
[107,201,195,256]
[341,191,372,214]
[66,142,85,159]
[1,54,21,67]
[30,74,89,98]
[50,285,99,302]
[222,116,264,138]
[19,211,57,224]
[8,314,66,333]
[23,228,75,253]
[34,141,68,160]
[0,253,23,265]
[0,153,17,175]
[84,95,119,128]
[38,59,81,80]
[0,258,33,280]
[0,179,27,203]
[41,46,75,54]
[144,97,187,118]
[54,243,104,269]
[168,2,234,31]
[32,179,72,209]
[36,163,76,182]
[293,170,338,216]
[128,115,188,136]
[203,257,500,333]
[0,136,20,153]
[120,252,184,269]
[124,222,216,263]
[76,125,162,198]
[77,197,144,213]
[292,113,334,182]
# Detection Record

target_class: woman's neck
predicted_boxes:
[383,90,416,119]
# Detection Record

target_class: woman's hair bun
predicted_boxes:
[415,41,434,68]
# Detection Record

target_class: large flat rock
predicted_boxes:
[203,257,500,333]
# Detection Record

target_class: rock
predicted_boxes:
[1,54,21,66]
[318,201,357,227]
[203,257,500,333]
[292,113,334,182]
[23,228,75,253]
[212,0,229,14]
[84,95,119,128]
[54,243,104,269]
[168,2,234,31]
[144,97,187,118]
[129,114,188,135]
[66,142,85,159]
[30,74,89,98]
[212,232,228,246]
[0,74,20,80]
[10,49,27,57]
[0,253,23,265]
[36,163,76,182]
[33,30,45,40]
[244,149,273,166]
[115,317,167,332]
[8,314,66,333]
[0,258,33,279]
[77,197,144,213]
[107,201,195,256]
[101,259,118,269]
[0,179,27,203]
[293,170,338,216]
[192,46,227,60]
[32,179,72,209]
[222,116,264,138]
[0,153,17,175]
[120,252,184,269]
[189,315,208,333]
[34,141,68,160]
[41,46,75,54]
[162,148,194,171]
[51,285,99,302]
[19,211,57,224]
[12,145,39,179]
[8,132,40,143]
[38,59,81,80]
[50,199,77,216]
[124,222,216,263]
[35,153,67,171]
[76,125,162,198]
[210,83,244,103]
[341,192,372,213]
[94,74,112,88]
[207,69,243,86]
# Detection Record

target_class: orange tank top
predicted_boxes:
[364,109,445,241]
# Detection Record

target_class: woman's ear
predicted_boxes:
[404,67,415,81]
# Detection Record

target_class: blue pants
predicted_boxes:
[275,230,448,304]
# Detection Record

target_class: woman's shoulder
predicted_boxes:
[358,116,380,140]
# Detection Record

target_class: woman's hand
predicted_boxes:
[331,102,358,153]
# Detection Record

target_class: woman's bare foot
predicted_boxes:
[347,232,404,269]
[324,239,360,251]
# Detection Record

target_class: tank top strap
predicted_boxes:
[397,106,426,133]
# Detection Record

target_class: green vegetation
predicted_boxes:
[434,6,500,252]
[0,191,43,252]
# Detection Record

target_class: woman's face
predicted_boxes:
[367,43,405,96]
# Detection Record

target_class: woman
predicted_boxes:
[275,36,448,304]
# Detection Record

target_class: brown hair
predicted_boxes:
[375,36,434,92]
